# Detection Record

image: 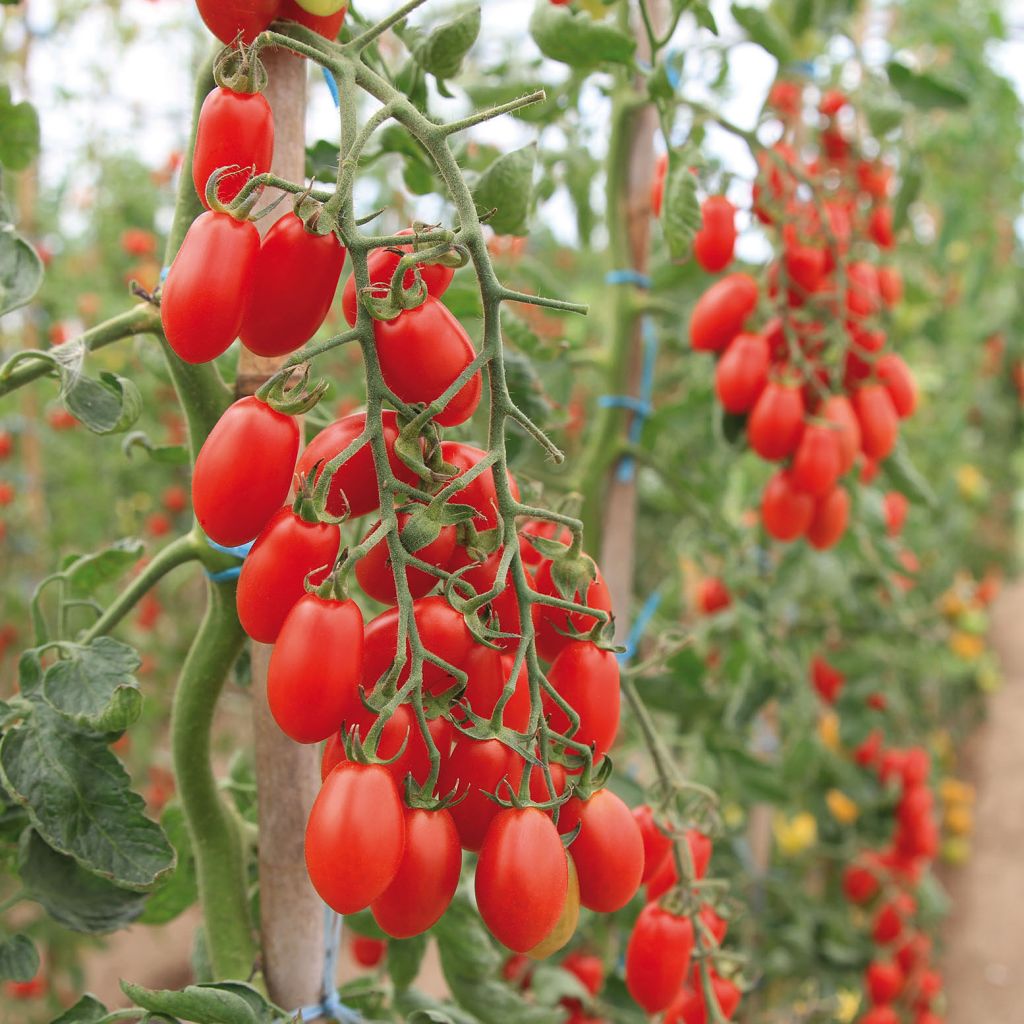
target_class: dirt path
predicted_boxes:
[941,581,1024,1024]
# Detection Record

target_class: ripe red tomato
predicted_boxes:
[872,901,904,944]
[267,594,363,743]
[559,789,643,912]
[192,396,299,546]
[884,491,909,536]
[633,805,672,883]
[645,830,712,901]
[693,196,737,273]
[696,577,731,615]
[545,641,620,759]
[811,655,844,703]
[305,763,405,914]
[625,904,695,1013]
[440,442,520,531]
[279,0,347,36]
[240,213,347,357]
[192,87,274,208]
[664,972,741,1024]
[162,211,260,363]
[0,482,14,507]
[4,974,47,1000]
[869,206,895,249]
[0,431,12,459]
[859,1009,899,1024]
[352,935,386,968]
[761,470,814,541]
[820,395,861,474]
[747,381,805,461]
[236,507,339,643]
[438,738,524,851]
[807,485,849,550]
[783,238,826,296]
[532,558,612,663]
[475,807,569,952]
[689,273,759,353]
[790,424,842,498]
[846,261,881,319]
[530,761,569,808]
[651,153,669,218]
[842,863,880,904]
[195,0,279,43]
[296,411,418,519]
[768,80,802,116]
[459,645,531,732]
[866,961,904,1005]
[877,266,903,307]
[371,807,461,938]
[819,88,847,115]
[520,519,572,566]
[875,354,917,418]
[715,333,769,414]
[854,385,899,460]
[162,484,188,514]
[447,545,530,652]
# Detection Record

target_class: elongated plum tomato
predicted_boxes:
[296,411,418,519]
[371,807,461,938]
[806,485,849,550]
[884,491,909,536]
[665,973,742,1023]
[195,0,279,44]
[697,577,731,615]
[625,904,695,1013]
[811,655,844,703]
[458,645,531,732]
[650,153,669,218]
[853,385,899,461]
[761,470,814,542]
[693,196,737,273]
[161,212,259,364]
[789,424,842,498]
[875,353,917,418]
[820,395,861,474]
[715,333,769,414]
[192,87,274,208]
[476,807,568,952]
[526,853,579,960]
[634,805,673,883]
[373,297,481,427]
[446,545,530,652]
[240,213,347,357]
[545,641,620,760]
[192,397,298,546]
[267,594,363,743]
[342,229,455,325]
[690,273,758,353]
[846,261,881,319]
[747,381,805,461]
[278,0,347,37]
[236,507,340,643]
[645,830,713,901]
[559,789,643,912]
[305,763,405,914]
[440,442,520,531]
[532,558,612,663]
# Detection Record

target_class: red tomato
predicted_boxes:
[373,298,480,427]
[820,395,861,474]
[161,211,260,363]
[562,951,604,998]
[699,904,728,946]
[784,239,826,296]
[842,863,880,904]
[873,901,904,945]
[790,424,842,498]
[532,558,612,663]
[0,431,10,459]
[869,206,895,249]
[192,87,274,208]
[195,0,279,43]
[689,274,759,353]
[560,789,643,912]
[859,1009,899,1024]
[305,763,405,914]
[884,491,909,536]
[867,961,904,1005]
[854,385,899,460]
[278,0,347,36]
[447,545,529,652]
[819,88,847,115]
[761,470,814,542]
[162,484,188,514]
[633,805,673,883]
[296,411,418,519]
[530,761,569,808]
[545,641,620,759]
[846,261,881,319]
[459,645,531,732]
[651,153,669,218]
[807,485,849,550]
[240,213,347,357]
[645,830,712,901]
[440,442,519,531]
[625,904,695,1013]
[352,935,386,968]
[714,333,769,414]
[878,266,903,307]
[146,512,171,537]
[371,807,461,938]
[696,577,731,615]
[768,80,802,116]
[747,381,805,460]
[267,594,363,743]
[520,519,572,565]
[664,972,741,1024]
[0,482,14,507]
[120,227,157,257]
[693,196,737,273]
[476,807,569,952]
[236,507,339,643]
[875,354,917,418]
[192,396,299,546]
[811,655,844,703]
[4,975,47,1000]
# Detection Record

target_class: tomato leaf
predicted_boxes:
[61,538,146,596]
[0,932,38,982]
[120,981,282,1024]
[62,370,143,436]
[892,153,923,231]
[886,60,969,109]
[139,806,197,926]
[0,87,40,171]
[880,443,938,509]
[473,145,536,237]
[0,221,44,318]
[730,4,793,61]
[122,431,190,465]
[528,3,636,70]
[49,994,110,1023]
[662,154,702,262]
[388,931,429,991]
[414,7,481,84]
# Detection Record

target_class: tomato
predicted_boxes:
[869,206,895,249]
[545,641,620,759]
[872,901,904,944]
[714,333,769,414]
[476,807,568,952]
[875,353,917,418]
[665,972,741,1024]
[161,211,259,363]
[693,196,737,273]
[342,230,455,325]
[854,385,899,461]
[866,961,904,1005]
[820,394,861,474]
[790,424,842,498]
[562,951,604,997]
[761,470,814,542]
[532,558,612,663]
[846,261,882,319]
[650,153,669,218]
[352,935,386,968]
[783,239,826,296]
[296,411,418,519]
[192,87,274,208]
[884,491,909,537]
[355,509,456,605]
[4,975,47,999]
[371,807,461,938]
[530,761,570,808]
[696,577,731,615]
[192,396,299,546]
[278,0,347,36]
[447,545,529,651]
[236,507,339,643]
[699,904,728,946]
[625,903,695,1013]
[267,594,363,743]
[633,805,672,883]
[859,1009,899,1024]
[520,519,572,566]
[305,763,405,914]
[689,274,759,353]
[645,830,712,901]
[195,0,279,43]
[768,80,802,116]
[747,380,805,460]
[806,485,849,550]
[0,482,14,507]
[526,853,579,960]
[162,484,188,514]
[842,863,880,904]
[878,266,903,307]
[438,738,524,851]
[459,644,531,731]
[240,213,347,357]
[559,789,643,912]
[440,442,520,531]
[810,655,844,703]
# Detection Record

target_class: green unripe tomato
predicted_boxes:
[292,0,346,14]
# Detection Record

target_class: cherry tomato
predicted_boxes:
[240,213,347,357]
[846,261,881,319]
[761,469,814,542]
[352,935,386,968]
[810,655,844,703]
[689,273,758,353]
[532,558,612,663]
[162,484,188,514]
[545,641,620,759]
[519,519,572,566]
[820,394,861,474]
[790,423,842,498]
[877,266,903,307]
[625,903,695,1013]
[884,491,909,536]
[807,485,849,550]
[875,354,917,418]
[195,0,279,43]
[305,763,405,914]
[693,196,737,273]
[0,431,12,459]
[192,396,299,546]
[236,507,339,643]
[279,0,347,36]
[854,385,899,461]
[664,972,741,1024]
[842,863,880,904]
[866,961,904,1005]
[714,333,769,414]
[4,974,47,1000]
[859,1009,899,1024]
[872,901,904,944]
[476,807,568,952]
[459,645,531,731]
[633,805,673,883]
[440,442,520,531]
[869,206,895,249]
[696,577,731,615]
[267,594,363,743]
[747,380,805,461]
[645,830,712,901]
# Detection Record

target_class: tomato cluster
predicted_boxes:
[684,83,917,549]
[194,0,347,45]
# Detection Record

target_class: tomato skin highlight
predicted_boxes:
[161,211,260,364]
[715,333,769,414]
[236,508,339,643]
[305,763,405,914]
[476,807,569,952]
[546,641,621,760]
[240,213,347,357]
[192,396,299,546]
[195,0,279,44]
[267,594,363,743]
[371,807,461,938]
[192,87,274,209]
[625,903,695,1013]
[690,273,759,353]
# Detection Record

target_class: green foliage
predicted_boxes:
[528,3,636,69]
[0,86,40,171]
[0,932,39,982]
[473,145,537,236]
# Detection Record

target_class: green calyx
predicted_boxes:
[213,40,269,95]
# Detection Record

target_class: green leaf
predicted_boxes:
[504,347,554,430]
[881,443,938,510]
[63,371,143,436]
[305,139,340,181]
[62,539,145,597]
[886,61,969,110]
[19,829,148,933]
[389,932,428,991]
[121,981,281,1024]
[730,4,792,61]
[528,3,636,70]
[123,432,190,465]
[50,995,110,1024]
[0,932,39,982]
[0,221,44,317]
[662,155,702,262]
[892,153,922,232]
[0,702,174,889]
[140,804,198,925]
[414,7,481,83]
[473,145,536,237]
[0,86,40,170]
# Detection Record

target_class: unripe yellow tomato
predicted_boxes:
[293,0,347,15]
[826,789,859,825]
[526,855,579,959]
